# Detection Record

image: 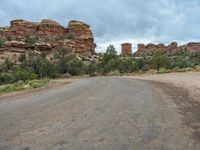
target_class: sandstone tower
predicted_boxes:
[121,43,132,56]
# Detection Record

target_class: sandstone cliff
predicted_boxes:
[134,42,200,56]
[0,19,96,63]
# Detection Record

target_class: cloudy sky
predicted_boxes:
[0,0,200,53]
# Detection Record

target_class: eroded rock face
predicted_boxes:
[185,42,200,52]
[35,42,52,51]
[67,20,96,54]
[134,41,200,56]
[0,19,96,63]
[121,43,132,56]
[5,41,33,49]
[167,42,178,52]
[38,19,65,36]
[9,19,38,36]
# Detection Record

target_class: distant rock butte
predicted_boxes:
[0,19,96,63]
[121,43,132,56]
[134,41,200,56]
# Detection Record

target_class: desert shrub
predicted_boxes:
[54,46,74,74]
[107,70,120,76]
[13,80,26,91]
[0,73,14,85]
[13,68,38,82]
[0,58,15,72]
[25,37,37,44]
[85,62,98,75]
[28,80,49,88]
[150,51,169,71]
[0,84,19,93]
[118,58,138,73]
[157,68,171,74]
[173,67,193,72]
[60,73,72,78]
[68,59,86,75]
[18,53,27,62]
[98,45,119,74]
[65,34,78,40]
[39,59,56,78]
[5,84,17,92]
[135,58,149,71]
[0,39,5,47]
[0,79,48,93]
[6,36,14,41]
[169,56,195,69]
[14,80,25,87]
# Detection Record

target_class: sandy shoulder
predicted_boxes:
[126,72,200,141]
[127,72,200,102]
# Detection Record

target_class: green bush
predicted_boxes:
[135,58,149,71]
[0,73,15,85]
[68,59,86,76]
[28,80,49,89]
[157,68,171,74]
[85,63,98,75]
[25,37,37,44]
[65,34,77,40]
[0,84,17,93]
[14,80,26,90]
[0,39,5,47]
[118,58,138,73]
[173,67,193,72]
[0,79,48,93]
[13,69,38,82]
[107,70,120,76]
[150,51,169,71]
[39,59,56,78]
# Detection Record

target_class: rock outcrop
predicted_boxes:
[134,41,200,56]
[38,19,65,36]
[121,43,132,56]
[0,19,96,63]
[9,19,38,36]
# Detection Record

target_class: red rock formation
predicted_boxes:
[134,41,200,56]
[67,20,96,54]
[9,19,38,36]
[185,42,200,53]
[121,43,132,56]
[167,42,178,52]
[38,19,65,36]
[0,19,96,63]
[5,41,33,49]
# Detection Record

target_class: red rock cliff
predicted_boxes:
[0,19,96,63]
[134,41,200,56]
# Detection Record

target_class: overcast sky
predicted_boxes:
[0,0,200,53]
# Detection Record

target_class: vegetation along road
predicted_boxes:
[0,77,199,150]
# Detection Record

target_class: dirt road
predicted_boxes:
[0,77,199,150]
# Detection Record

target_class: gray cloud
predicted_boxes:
[0,0,200,52]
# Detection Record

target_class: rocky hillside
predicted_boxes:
[0,19,96,63]
[134,42,200,56]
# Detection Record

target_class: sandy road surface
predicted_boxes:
[128,72,200,101]
[0,77,199,150]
